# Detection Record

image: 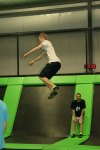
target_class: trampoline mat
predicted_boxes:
[5,85,75,144]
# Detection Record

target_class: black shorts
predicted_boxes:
[39,62,61,79]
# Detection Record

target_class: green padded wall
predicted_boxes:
[4,85,23,137]
[23,77,44,85]
[23,76,77,85]
[51,76,76,85]
[76,75,94,84]
[0,78,8,86]
[7,77,24,85]
[94,75,100,84]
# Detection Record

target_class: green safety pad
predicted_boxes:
[76,75,94,84]
[0,78,8,86]
[4,133,11,138]
[43,143,100,150]
[70,84,94,136]
[4,85,23,137]
[23,77,44,85]
[23,76,76,86]
[7,77,24,85]
[43,136,89,150]
[94,75,100,84]
[43,146,69,150]
[69,145,100,150]
[51,76,76,85]
[5,143,47,149]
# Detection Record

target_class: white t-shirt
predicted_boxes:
[41,40,61,63]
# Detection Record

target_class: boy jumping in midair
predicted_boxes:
[23,33,61,99]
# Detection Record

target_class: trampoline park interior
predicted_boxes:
[1,0,100,150]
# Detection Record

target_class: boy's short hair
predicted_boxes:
[38,33,47,40]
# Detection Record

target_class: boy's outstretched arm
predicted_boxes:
[23,44,43,58]
[29,52,45,66]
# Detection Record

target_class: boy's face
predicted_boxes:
[38,37,45,43]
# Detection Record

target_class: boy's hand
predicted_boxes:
[29,61,34,66]
[23,53,28,58]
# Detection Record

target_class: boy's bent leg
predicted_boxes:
[39,77,55,88]
[44,82,53,91]
[39,77,59,95]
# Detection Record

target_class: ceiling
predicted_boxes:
[0,0,97,11]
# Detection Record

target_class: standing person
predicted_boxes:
[0,99,9,150]
[70,93,86,138]
[23,33,61,99]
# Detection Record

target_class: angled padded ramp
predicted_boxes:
[4,85,23,138]
[43,84,94,150]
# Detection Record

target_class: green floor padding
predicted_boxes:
[5,143,47,149]
[51,76,76,85]
[44,145,100,150]
[23,77,44,85]
[4,85,23,137]
[7,77,24,85]
[43,136,89,148]
[68,145,100,150]
[76,75,94,84]
[0,77,8,86]
[43,145,100,150]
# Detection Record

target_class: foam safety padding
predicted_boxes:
[7,77,24,85]
[43,144,100,150]
[76,75,94,84]
[69,145,100,150]
[70,84,94,136]
[4,134,11,138]
[0,78,8,86]
[51,76,76,85]
[23,77,44,85]
[43,136,89,150]
[4,85,23,137]
[93,75,100,84]
[5,143,47,149]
